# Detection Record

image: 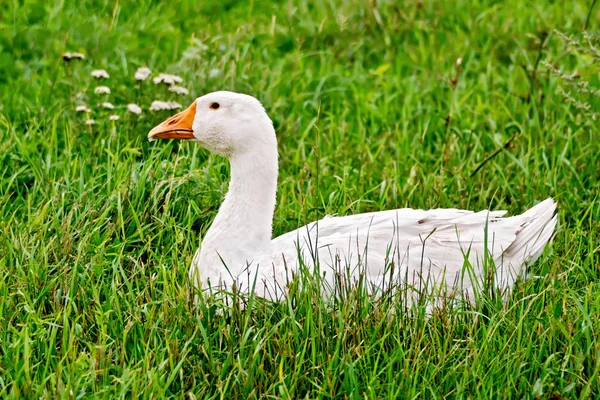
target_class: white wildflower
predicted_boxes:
[152,73,183,85]
[102,102,115,109]
[219,44,226,51]
[109,114,120,121]
[76,105,91,113]
[168,85,189,95]
[91,69,110,79]
[208,69,219,78]
[94,86,111,94]
[150,101,169,111]
[127,103,142,114]
[149,101,182,111]
[134,67,152,81]
[62,52,85,61]
[85,119,95,125]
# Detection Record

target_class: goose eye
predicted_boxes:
[209,102,220,110]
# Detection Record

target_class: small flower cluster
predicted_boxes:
[169,86,189,95]
[91,69,110,79]
[63,52,193,129]
[149,101,182,111]
[153,73,183,85]
[135,67,152,81]
[62,52,85,61]
[94,86,111,94]
[82,77,123,126]
[127,103,142,114]
[150,71,191,97]
[76,105,91,113]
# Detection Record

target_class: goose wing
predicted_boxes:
[256,199,556,300]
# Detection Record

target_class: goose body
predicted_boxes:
[149,91,557,304]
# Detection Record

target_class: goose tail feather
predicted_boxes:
[505,198,558,268]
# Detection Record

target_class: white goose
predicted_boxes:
[149,91,557,304]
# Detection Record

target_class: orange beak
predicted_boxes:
[148,101,197,140]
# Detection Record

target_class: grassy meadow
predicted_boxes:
[1,0,599,397]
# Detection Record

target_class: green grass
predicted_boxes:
[1,0,599,397]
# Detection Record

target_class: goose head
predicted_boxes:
[148,91,276,158]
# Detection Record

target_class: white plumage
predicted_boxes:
[149,91,557,305]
